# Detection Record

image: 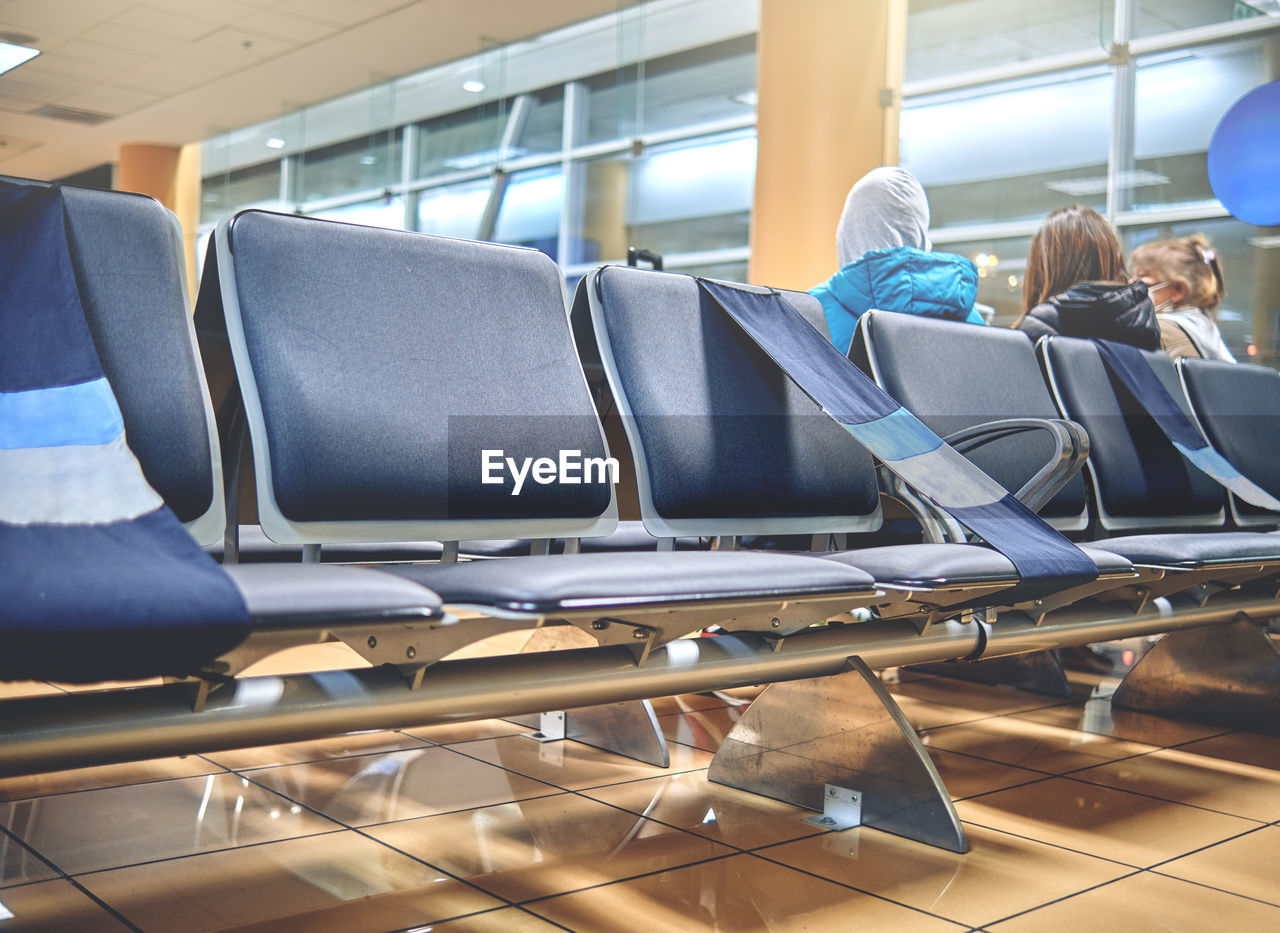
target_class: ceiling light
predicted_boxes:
[462,80,485,93]
[0,40,40,77]
[358,154,377,165]
[265,137,285,149]
[1044,170,1169,197]
[1249,235,1280,249]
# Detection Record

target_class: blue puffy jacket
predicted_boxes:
[809,246,983,354]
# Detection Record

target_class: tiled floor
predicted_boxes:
[2,649,1279,932]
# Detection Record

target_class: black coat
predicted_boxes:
[1017,281,1161,350]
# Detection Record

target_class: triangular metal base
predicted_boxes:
[505,625,670,767]
[1112,617,1280,735]
[708,656,967,852]
[907,649,1071,698]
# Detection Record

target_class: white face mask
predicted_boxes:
[1145,281,1176,312]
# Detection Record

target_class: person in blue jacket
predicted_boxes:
[810,166,983,354]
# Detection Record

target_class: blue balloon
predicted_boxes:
[1208,80,1280,226]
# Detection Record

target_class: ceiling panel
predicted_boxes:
[0,0,633,179]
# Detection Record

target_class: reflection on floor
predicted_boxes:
[2,640,1279,932]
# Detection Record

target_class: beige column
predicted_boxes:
[748,0,907,290]
[117,142,203,301]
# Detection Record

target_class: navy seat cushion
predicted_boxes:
[1180,358,1280,520]
[818,542,1128,604]
[227,211,609,523]
[852,312,1086,520]
[223,565,443,624]
[1087,531,1280,568]
[63,187,215,523]
[1041,337,1224,521]
[587,267,879,521]
[386,551,876,614]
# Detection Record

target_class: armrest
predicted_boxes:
[876,464,966,545]
[942,417,1089,515]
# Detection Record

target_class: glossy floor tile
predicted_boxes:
[249,746,563,827]
[77,829,504,932]
[0,831,59,889]
[954,776,1262,867]
[455,735,712,791]
[580,770,822,850]
[758,822,1130,928]
[920,714,1162,775]
[525,853,965,932]
[657,704,745,751]
[1014,695,1228,747]
[0,879,133,932]
[1069,743,1280,822]
[5,670,1280,930]
[1156,824,1280,906]
[0,755,224,803]
[0,773,342,874]
[988,868,1280,931]
[368,792,737,903]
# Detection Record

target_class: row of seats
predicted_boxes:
[3,177,1279,810]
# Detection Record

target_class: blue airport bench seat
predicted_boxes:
[581,264,1136,613]
[852,310,1280,595]
[211,209,884,646]
[0,177,450,685]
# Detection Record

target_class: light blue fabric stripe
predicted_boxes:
[0,378,124,450]
[1172,441,1280,512]
[848,407,943,462]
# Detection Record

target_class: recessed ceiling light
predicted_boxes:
[462,80,485,93]
[265,137,285,149]
[0,40,40,78]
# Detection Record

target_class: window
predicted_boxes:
[1130,39,1269,212]
[903,66,1112,227]
[906,0,1113,83]
[567,130,756,266]
[416,180,491,240]
[492,167,564,259]
[297,134,402,203]
[199,160,280,224]
[309,196,406,230]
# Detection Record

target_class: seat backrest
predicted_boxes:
[852,310,1088,530]
[1039,336,1224,531]
[215,210,616,544]
[582,265,881,538]
[1179,357,1280,528]
[1,175,224,546]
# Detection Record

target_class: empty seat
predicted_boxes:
[581,265,1132,608]
[852,310,1088,529]
[213,210,882,634]
[0,177,450,684]
[1038,336,1280,571]
[1179,357,1280,528]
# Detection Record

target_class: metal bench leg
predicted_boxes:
[507,625,670,767]
[1111,615,1280,735]
[906,650,1071,698]
[708,655,967,852]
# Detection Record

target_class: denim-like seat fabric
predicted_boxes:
[1180,358,1280,524]
[852,310,1087,523]
[388,550,875,614]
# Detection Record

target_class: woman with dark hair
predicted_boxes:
[1015,205,1161,349]
[1131,233,1234,361]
